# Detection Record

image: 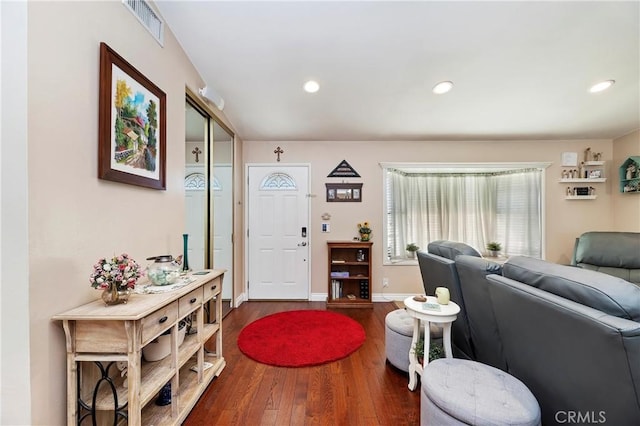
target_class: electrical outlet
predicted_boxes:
[382,278,389,287]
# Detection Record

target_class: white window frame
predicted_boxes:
[380,162,551,266]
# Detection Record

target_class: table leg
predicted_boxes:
[423,320,431,367]
[407,317,420,391]
[442,322,453,358]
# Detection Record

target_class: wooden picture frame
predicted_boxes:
[98,42,167,190]
[326,183,363,202]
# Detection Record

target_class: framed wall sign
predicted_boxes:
[98,42,167,190]
[561,152,578,167]
[326,183,363,202]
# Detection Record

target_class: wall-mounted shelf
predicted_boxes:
[560,153,605,200]
[619,156,640,193]
[559,178,606,183]
[566,195,597,200]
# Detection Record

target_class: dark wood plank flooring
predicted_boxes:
[184,301,420,425]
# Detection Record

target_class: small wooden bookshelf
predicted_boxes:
[327,241,373,308]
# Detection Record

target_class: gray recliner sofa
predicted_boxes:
[417,240,482,360]
[571,231,640,284]
[481,256,640,425]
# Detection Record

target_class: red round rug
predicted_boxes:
[237,310,366,367]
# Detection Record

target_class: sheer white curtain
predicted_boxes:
[386,168,542,260]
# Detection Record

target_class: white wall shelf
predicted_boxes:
[565,195,597,200]
[559,178,606,183]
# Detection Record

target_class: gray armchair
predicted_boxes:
[571,231,640,284]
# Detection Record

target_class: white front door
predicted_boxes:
[247,165,310,299]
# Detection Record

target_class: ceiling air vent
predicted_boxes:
[122,0,164,46]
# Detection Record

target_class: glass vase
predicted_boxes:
[182,233,190,272]
[101,284,131,306]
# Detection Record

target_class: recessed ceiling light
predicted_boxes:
[433,81,454,94]
[589,80,615,93]
[304,80,320,93]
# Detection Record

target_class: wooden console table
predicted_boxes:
[52,270,225,425]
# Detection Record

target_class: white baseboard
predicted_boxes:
[237,292,414,304]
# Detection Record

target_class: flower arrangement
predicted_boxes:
[90,253,143,291]
[357,221,372,241]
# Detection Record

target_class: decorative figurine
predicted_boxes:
[627,164,636,180]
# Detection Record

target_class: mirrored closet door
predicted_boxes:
[185,96,234,317]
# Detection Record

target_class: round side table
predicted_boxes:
[403,296,460,391]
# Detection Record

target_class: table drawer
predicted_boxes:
[179,287,203,317]
[141,301,178,346]
[203,277,222,301]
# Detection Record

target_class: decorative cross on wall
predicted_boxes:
[192,147,202,163]
[274,146,284,162]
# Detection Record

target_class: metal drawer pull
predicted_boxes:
[211,285,217,291]
[190,298,197,304]
[159,316,168,324]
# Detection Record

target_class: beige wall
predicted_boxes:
[613,130,640,231]
[25,2,239,424]
[244,139,620,298]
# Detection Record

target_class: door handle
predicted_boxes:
[298,242,307,246]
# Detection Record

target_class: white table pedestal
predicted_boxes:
[404,296,460,391]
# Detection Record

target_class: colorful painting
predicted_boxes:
[99,43,166,189]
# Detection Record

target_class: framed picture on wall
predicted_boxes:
[98,42,167,190]
[588,169,603,179]
[561,152,578,167]
[325,183,363,202]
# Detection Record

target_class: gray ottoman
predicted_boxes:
[421,358,541,426]
[385,308,443,372]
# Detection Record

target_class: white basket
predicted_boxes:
[143,321,187,362]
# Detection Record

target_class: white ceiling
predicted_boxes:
[156,1,640,142]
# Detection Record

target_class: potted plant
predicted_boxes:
[413,339,444,364]
[486,241,502,257]
[406,243,420,259]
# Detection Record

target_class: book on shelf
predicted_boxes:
[331,280,343,299]
[330,271,349,278]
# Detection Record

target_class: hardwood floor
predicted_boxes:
[184,301,420,426]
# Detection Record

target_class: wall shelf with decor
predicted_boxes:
[559,155,606,200]
[327,241,373,308]
[619,156,640,193]
[53,271,225,425]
